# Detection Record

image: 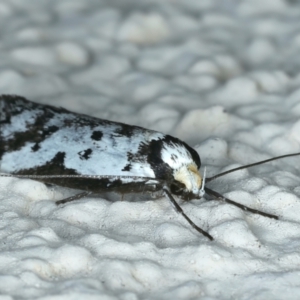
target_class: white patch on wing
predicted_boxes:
[1,109,40,137]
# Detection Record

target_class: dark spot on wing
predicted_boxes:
[136,142,150,157]
[78,148,92,160]
[171,154,178,161]
[91,130,103,141]
[15,151,78,178]
[115,124,136,138]
[43,125,59,136]
[148,140,174,180]
[122,163,132,171]
[127,152,134,160]
[133,139,173,182]
[31,143,40,152]
[51,152,66,166]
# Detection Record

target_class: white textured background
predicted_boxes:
[1,0,300,299]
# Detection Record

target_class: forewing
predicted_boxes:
[0,96,164,183]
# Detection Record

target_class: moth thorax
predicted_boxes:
[173,163,202,195]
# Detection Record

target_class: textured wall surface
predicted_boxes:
[1,1,300,299]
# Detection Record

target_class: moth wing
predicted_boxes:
[0,96,163,182]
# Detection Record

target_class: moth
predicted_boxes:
[1,95,299,240]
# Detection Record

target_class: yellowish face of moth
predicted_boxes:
[173,163,202,196]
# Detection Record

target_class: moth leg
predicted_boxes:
[163,187,213,240]
[205,187,278,219]
[56,191,92,205]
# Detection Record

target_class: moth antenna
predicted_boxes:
[205,187,278,219]
[206,152,300,183]
[163,186,213,240]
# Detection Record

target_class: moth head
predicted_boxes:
[159,136,204,198]
[173,163,203,197]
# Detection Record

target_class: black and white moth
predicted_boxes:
[1,95,299,240]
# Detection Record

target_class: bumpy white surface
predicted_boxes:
[1,0,300,299]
